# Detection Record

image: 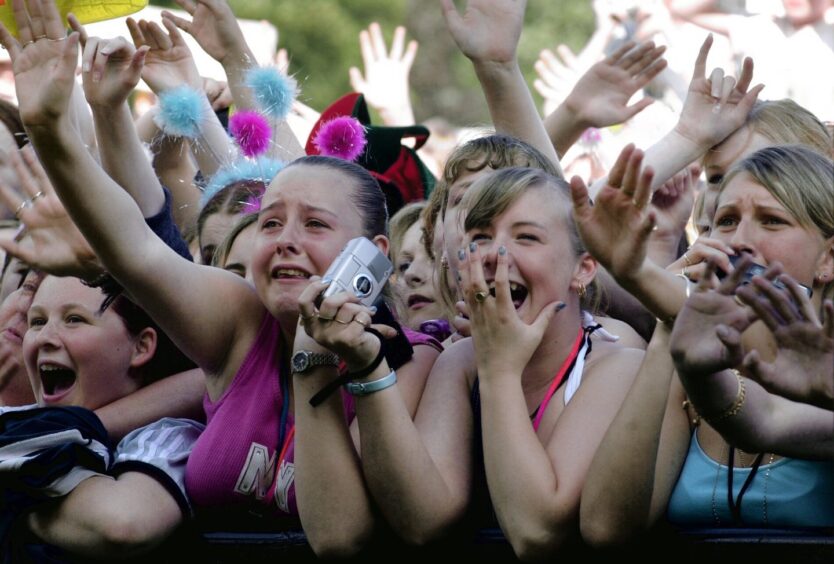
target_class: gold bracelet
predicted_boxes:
[704,369,746,423]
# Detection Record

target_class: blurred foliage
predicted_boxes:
[151,1,594,125]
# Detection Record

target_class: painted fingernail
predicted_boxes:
[469,242,477,253]
[458,248,465,261]
[555,302,566,312]
[369,306,377,314]
[498,246,506,256]
[321,277,332,286]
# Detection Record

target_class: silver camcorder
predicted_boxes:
[320,237,393,307]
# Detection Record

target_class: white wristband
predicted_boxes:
[344,370,397,396]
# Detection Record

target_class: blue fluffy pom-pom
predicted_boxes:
[201,156,285,208]
[155,86,204,138]
[245,67,297,120]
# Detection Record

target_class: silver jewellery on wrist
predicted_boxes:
[344,370,397,396]
[291,350,339,374]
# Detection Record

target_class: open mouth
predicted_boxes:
[39,363,77,402]
[271,266,312,280]
[488,281,529,309]
[407,294,435,309]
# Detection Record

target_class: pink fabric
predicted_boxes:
[185,313,298,516]
[185,314,435,517]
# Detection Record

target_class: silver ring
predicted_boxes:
[21,40,35,49]
[30,191,44,204]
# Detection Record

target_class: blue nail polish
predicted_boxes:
[555,302,566,312]
[458,249,466,261]
[469,242,477,253]
[498,246,506,256]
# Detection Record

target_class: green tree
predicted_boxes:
[151,1,594,125]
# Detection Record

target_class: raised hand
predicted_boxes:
[69,16,148,109]
[440,0,525,64]
[162,0,250,65]
[0,0,80,127]
[556,40,667,128]
[649,163,695,246]
[127,17,202,94]
[0,147,101,279]
[673,34,764,151]
[738,271,834,409]
[459,242,562,378]
[570,144,656,283]
[669,256,758,378]
[349,23,417,125]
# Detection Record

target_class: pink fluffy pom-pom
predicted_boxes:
[229,111,272,157]
[313,116,367,162]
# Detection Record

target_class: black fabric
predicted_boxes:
[0,407,111,562]
[144,186,193,262]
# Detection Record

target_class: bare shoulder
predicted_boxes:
[584,344,646,384]
[592,315,647,350]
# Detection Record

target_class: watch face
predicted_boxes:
[292,351,309,373]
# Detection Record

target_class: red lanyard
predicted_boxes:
[532,327,585,431]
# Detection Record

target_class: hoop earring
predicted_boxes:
[578,283,587,299]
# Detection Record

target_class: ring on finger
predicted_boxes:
[14,199,32,219]
[21,40,35,49]
[733,294,746,307]
[299,312,316,322]
[474,290,489,303]
[30,191,45,204]
[318,314,335,322]
[334,317,350,325]
[683,252,693,267]
[352,315,369,327]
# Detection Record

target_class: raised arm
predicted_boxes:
[349,23,418,126]
[0,0,262,380]
[674,267,834,458]
[590,34,763,197]
[441,0,562,174]
[543,40,667,157]
[580,323,691,546]
[163,0,304,161]
[71,22,165,217]
[127,17,236,178]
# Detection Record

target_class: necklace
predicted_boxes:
[711,445,771,525]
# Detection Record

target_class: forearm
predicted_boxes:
[95,369,205,442]
[589,129,704,200]
[186,96,237,179]
[28,473,182,558]
[620,260,690,323]
[91,103,165,217]
[543,104,587,158]
[355,364,469,544]
[293,368,374,557]
[473,60,563,175]
[25,120,159,277]
[151,135,200,230]
[703,376,834,459]
[580,327,678,545]
[478,375,571,557]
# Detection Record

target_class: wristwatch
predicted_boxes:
[291,350,340,374]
